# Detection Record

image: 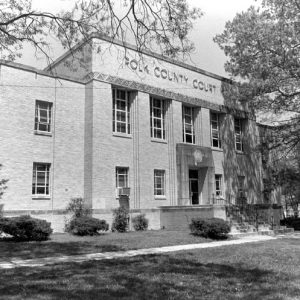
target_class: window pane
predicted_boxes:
[186,134,193,143]
[116,100,126,110]
[213,139,219,148]
[117,111,126,122]
[36,186,45,194]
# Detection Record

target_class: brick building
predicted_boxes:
[0,36,264,231]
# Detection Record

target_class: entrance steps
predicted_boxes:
[228,219,294,238]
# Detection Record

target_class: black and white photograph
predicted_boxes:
[0,0,299,299]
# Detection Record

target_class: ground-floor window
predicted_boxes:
[116,167,129,188]
[154,169,165,196]
[215,174,223,197]
[238,176,245,198]
[32,163,50,196]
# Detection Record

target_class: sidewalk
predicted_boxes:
[0,234,276,270]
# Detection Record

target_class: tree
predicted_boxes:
[214,0,300,154]
[0,164,7,200]
[0,164,8,217]
[0,0,202,65]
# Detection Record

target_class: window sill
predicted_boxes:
[113,132,132,139]
[236,150,245,155]
[211,147,223,152]
[34,130,52,137]
[154,196,167,200]
[151,138,167,144]
[32,196,51,200]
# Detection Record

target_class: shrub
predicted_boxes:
[67,216,109,236]
[0,215,52,241]
[65,197,90,218]
[111,207,129,232]
[281,217,300,231]
[132,214,149,231]
[190,218,230,239]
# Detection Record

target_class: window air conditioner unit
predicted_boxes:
[116,187,130,196]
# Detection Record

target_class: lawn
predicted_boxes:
[0,237,299,299]
[0,230,211,261]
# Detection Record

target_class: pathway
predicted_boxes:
[0,234,278,269]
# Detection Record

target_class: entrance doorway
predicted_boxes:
[189,169,199,205]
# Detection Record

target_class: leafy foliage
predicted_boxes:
[67,216,109,236]
[189,218,230,239]
[0,164,8,201]
[0,215,52,241]
[111,207,129,232]
[280,217,300,230]
[132,214,149,231]
[214,0,300,153]
[0,0,202,63]
[65,197,91,218]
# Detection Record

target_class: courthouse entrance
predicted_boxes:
[177,144,215,206]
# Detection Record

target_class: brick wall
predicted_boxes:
[0,65,85,213]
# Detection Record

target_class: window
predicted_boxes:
[182,105,195,144]
[211,112,221,148]
[112,88,131,134]
[215,174,223,197]
[32,163,50,196]
[238,176,245,198]
[150,97,165,140]
[34,100,52,132]
[234,118,243,151]
[116,167,129,188]
[154,170,165,196]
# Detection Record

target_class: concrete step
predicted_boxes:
[229,230,275,238]
[273,227,294,234]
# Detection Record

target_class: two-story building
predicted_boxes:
[0,35,264,231]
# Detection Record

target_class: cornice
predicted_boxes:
[84,72,255,120]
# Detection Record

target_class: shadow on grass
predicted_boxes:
[0,254,298,299]
[0,239,125,260]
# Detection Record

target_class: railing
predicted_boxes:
[226,200,282,230]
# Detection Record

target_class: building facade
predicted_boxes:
[0,36,264,231]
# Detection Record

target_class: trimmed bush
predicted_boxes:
[132,214,149,231]
[190,218,230,239]
[0,215,52,241]
[112,207,129,232]
[67,216,109,236]
[281,217,300,231]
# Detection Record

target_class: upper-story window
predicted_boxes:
[211,112,221,148]
[150,97,166,140]
[32,163,50,197]
[182,105,195,144]
[234,118,244,152]
[34,100,52,133]
[112,88,131,134]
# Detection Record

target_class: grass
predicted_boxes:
[0,237,299,299]
[0,229,211,260]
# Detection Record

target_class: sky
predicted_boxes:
[18,0,259,78]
